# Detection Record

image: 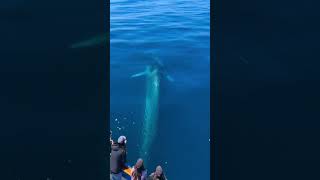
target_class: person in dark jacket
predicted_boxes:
[110,136,127,180]
[110,131,114,145]
[110,131,114,155]
[131,158,147,180]
[148,165,167,180]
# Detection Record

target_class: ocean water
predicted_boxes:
[110,0,210,179]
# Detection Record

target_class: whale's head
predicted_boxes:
[150,56,165,71]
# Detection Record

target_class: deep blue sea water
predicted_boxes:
[110,0,210,179]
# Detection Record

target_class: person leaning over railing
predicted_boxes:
[148,166,167,180]
[110,136,127,180]
[131,158,147,180]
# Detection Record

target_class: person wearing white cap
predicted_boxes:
[110,135,127,180]
[118,135,127,144]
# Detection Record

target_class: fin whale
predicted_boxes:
[131,58,173,164]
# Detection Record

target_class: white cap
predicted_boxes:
[118,136,127,144]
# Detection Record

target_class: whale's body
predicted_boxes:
[70,36,173,164]
[133,66,160,162]
[131,61,173,164]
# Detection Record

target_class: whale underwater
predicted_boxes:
[131,59,174,164]
[71,36,174,164]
